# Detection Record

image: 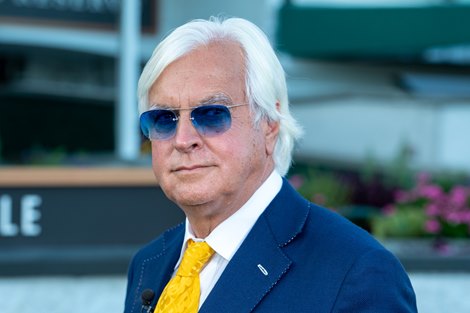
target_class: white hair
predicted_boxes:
[138,17,303,176]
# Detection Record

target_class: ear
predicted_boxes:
[263,102,280,156]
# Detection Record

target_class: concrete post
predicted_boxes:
[116,0,141,162]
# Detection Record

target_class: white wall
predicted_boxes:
[287,59,470,173]
[439,104,470,170]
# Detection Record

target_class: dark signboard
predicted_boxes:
[0,185,184,275]
[0,0,158,32]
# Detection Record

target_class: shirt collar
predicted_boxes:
[176,170,282,267]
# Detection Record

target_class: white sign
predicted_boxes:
[0,194,42,237]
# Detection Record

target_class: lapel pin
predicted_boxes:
[257,264,268,276]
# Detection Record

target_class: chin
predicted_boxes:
[169,187,215,207]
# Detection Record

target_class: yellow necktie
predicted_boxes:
[154,240,215,313]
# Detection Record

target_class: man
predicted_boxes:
[124,17,417,313]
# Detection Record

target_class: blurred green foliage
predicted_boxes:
[371,205,427,238]
[292,168,352,210]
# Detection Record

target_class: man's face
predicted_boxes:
[147,41,278,229]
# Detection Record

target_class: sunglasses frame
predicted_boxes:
[140,103,246,140]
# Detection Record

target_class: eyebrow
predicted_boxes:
[149,93,234,110]
[198,93,234,106]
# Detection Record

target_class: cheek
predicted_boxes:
[150,143,167,176]
[150,142,159,163]
[151,141,171,158]
[227,128,266,166]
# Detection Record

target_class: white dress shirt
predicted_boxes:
[172,170,282,308]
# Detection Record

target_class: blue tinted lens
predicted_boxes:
[191,105,231,136]
[140,105,233,140]
[140,109,177,140]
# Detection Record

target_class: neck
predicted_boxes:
[183,167,275,238]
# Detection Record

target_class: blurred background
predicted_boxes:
[1,0,470,312]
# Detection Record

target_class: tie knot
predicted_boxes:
[177,240,215,277]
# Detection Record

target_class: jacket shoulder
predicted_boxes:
[132,222,184,263]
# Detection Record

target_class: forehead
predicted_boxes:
[149,40,246,106]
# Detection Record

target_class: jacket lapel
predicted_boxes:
[200,180,309,312]
[199,217,291,313]
[136,226,184,309]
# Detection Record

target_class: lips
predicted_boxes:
[172,164,210,172]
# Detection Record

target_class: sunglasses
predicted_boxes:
[140,103,246,140]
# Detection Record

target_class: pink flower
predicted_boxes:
[289,175,304,189]
[463,211,470,223]
[449,186,469,207]
[418,185,443,200]
[425,219,441,234]
[382,173,470,237]
[395,190,410,203]
[425,203,440,216]
[446,211,466,224]
[382,205,396,216]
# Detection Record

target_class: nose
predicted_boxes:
[173,111,203,152]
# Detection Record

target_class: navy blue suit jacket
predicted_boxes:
[125,179,417,312]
